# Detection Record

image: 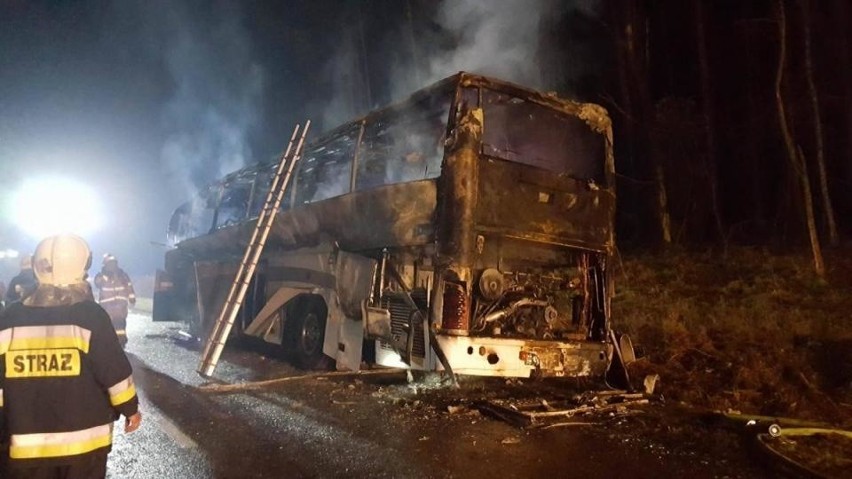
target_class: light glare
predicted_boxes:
[11,177,103,239]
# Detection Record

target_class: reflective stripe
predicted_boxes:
[10,423,113,459]
[101,287,129,292]
[115,330,127,336]
[0,325,92,354]
[0,388,4,407]
[99,296,128,303]
[108,376,136,406]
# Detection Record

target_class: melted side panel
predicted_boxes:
[476,160,615,252]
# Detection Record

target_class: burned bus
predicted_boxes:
[154,72,618,378]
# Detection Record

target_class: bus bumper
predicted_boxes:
[434,335,610,378]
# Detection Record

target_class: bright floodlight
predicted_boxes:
[11,177,103,239]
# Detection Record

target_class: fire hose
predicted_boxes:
[723,413,852,478]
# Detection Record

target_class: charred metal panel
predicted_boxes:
[270,180,438,252]
[265,266,336,290]
[476,160,615,252]
[437,107,482,267]
[333,250,376,319]
[194,260,240,339]
[458,74,613,147]
[434,335,608,378]
[258,245,374,319]
[472,236,574,271]
[176,180,438,259]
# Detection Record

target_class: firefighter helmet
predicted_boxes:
[32,234,92,286]
[103,253,118,266]
[20,254,33,270]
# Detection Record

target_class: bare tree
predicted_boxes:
[800,0,839,246]
[620,0,672,245]
[693,0,727,251]
[775,0,825,277]
[833,0,852,235]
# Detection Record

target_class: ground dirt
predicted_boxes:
[611,245,852,476]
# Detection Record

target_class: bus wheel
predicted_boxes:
[290,299,330,370]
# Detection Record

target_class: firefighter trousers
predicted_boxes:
[111,314,128,347]
[101,302,129,347]
[6,452,108,479]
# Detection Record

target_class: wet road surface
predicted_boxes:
[106,312,771,478]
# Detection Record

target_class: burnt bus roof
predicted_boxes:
[214,71,612,189]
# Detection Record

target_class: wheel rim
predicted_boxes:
[300,312,322,355]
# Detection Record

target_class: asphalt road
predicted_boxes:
[105,312,772,479]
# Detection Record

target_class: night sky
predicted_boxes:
[4,0,846,283]
[0,0,595,282]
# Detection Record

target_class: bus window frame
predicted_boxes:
[354,82,456,192]
[293,123,360,205]
[213,175,255,230]
[476,86,607,185]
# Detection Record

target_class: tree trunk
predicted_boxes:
[775,0,826,277]
[740,16,765,231]
[693,0,727,251]
[801,0,839,246]
[833,0,852,216]
[623,2,672,245]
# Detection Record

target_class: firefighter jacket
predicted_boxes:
[0,284,138,468]
[94,268,135,321]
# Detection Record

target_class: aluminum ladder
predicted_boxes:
[198,121,311,378]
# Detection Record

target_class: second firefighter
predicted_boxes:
[94,254,136,347]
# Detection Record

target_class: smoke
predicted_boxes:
[156,1,264,194]
[319,28,372,134]
[391,0,601,101]
[318,0,600,132]
[391,0,545,100]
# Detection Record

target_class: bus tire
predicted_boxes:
[288,298,330,370]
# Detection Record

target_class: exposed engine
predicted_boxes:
[470,268,584,340]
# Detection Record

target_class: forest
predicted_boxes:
[595,0,851,260]
[587,0,852,426]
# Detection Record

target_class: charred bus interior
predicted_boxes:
[155,72,617,379]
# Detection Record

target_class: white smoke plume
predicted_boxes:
[392,0,600,101]
[157,1,264,194]
[392,0,547,100]
[319,0,600,131]
[319,27,371,134]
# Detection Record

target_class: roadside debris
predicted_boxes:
[478,390,651,428]
[643,374,660,395]
[198,368,403,393]
[447,405,465,414]
[540,421,596,430]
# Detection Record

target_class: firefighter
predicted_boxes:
[0,233,141,479]
[5,254,37,304]
[93,254,136,347]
